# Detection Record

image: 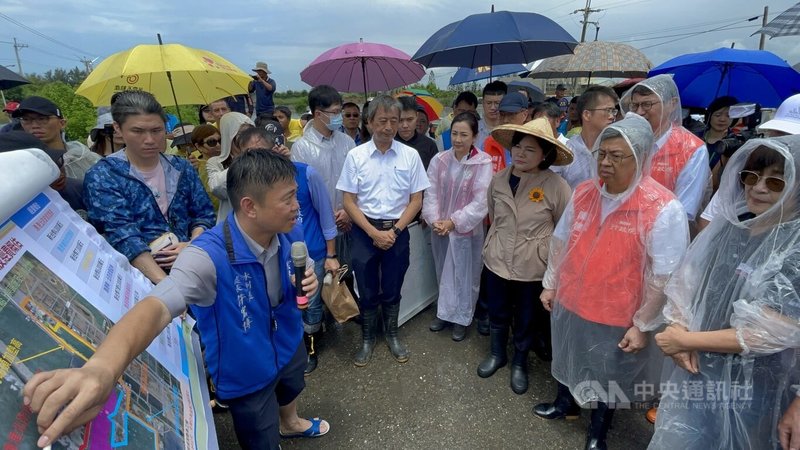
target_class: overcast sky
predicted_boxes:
[1,0,798,91]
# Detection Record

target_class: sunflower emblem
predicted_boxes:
[529,187,545,202]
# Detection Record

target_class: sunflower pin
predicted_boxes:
[529,187,545,202]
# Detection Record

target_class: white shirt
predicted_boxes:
[292,121,356,210]
[653,126,710,220]
[336,139,430,219]
[700,191,721,222]
[552,133,595,190]
[477,118,493,151]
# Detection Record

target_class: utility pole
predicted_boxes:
[759,6,769,50]
[574,0,602,43]
[12,37,27,76]
[79,57,94,73]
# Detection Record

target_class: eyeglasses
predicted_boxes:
[203,138,221,147]
[629,100,660,112]
[739,170,785,192]
[319,109,342,116]
[20,115,57,125]
[344,113,359,118]
[592,150,635,165]
[588,107,619,116]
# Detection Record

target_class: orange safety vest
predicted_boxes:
[482,136,507,174]
[648,126,703,192]
[557,177,673,328]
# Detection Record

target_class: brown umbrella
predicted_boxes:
[528,41,652,83]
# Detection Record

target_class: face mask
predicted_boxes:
[326,113,343,131]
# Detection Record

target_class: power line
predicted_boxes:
[0,12,93,57]
[27,46,82,63]
[624,24,758,44]
[608,15,759,41]
[639,21,759,50]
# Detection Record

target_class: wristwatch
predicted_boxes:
[325,254,338,259]
[391,225,402,236]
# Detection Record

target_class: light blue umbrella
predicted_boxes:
[449,64,527,85]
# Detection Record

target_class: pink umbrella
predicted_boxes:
[300,38,425,100]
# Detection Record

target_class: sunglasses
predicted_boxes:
[203,138,221,147]
[739,170,785,192]
[344,113,360,118]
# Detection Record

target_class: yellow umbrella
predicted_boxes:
[76,42,252,106]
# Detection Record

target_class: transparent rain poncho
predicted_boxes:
[421,147,493,326]
[620,75,710,218]
[542,113,689,406]
[206,112,254,222]
[649,135,800,450]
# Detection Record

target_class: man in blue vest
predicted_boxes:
[23,150,327,449]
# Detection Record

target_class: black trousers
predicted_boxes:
[484,266,546,352]
[350,223,410,311]
[224,342,307,450]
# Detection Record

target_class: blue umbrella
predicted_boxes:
[648,47,800,108]
[412,9,577,78]
[449,64,527,85]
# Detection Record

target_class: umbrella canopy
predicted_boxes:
[528,41,650,80]
[411,10,577,74]
[527,54,572,79]
[76,43,251,106]
[300,39,425,98]
[648,47,800,108]
[396,90,444,120]
[0,66,30,90]
[753,1,800,38]
[562,41,651,79]
[449,64,527,85]
[504,79,545,103]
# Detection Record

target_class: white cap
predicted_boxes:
[760,94,800,136]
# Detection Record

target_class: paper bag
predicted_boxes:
[321,265,359,323]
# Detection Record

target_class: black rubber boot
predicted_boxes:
[509,349,529,395]
[533,382,581,420]
[584,403,615,450]
[353,308,378,367]
[382,303,410,363]
[477,326,508,378]
[303,332,318,375]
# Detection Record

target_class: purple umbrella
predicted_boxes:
[301,38,425,100]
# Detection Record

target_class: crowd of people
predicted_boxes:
[3,60,800,450]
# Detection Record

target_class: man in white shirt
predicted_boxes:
[553,86,619,190]
[337,95,430,367]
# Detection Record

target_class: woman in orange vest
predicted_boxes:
[534,113,690,450]
[648,135,800,449]
[476,117,573,395]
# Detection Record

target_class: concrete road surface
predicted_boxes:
[213,305,655,449]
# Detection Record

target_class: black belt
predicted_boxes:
[366,217,398,230]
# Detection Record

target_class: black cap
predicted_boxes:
[0,131,65,164]
[170,124,195,148]
[499,92,528,113]
[261,119,283,138]
[556,84,566,91]
[12,96,63,118]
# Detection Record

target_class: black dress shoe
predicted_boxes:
[429,317,447,332]
[533,402,581,420]
[451,324,466,341]
[584,437,607,450]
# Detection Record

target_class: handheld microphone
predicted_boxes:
[291,242,309,310]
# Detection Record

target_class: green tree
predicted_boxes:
[33,82,95,141]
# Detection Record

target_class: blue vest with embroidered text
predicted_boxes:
[190,214,303,399]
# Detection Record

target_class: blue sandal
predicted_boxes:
[280,417,329,438]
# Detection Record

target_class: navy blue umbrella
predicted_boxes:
[648,47,800,108]
[449,64,527,85]
[412,10,577,79]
